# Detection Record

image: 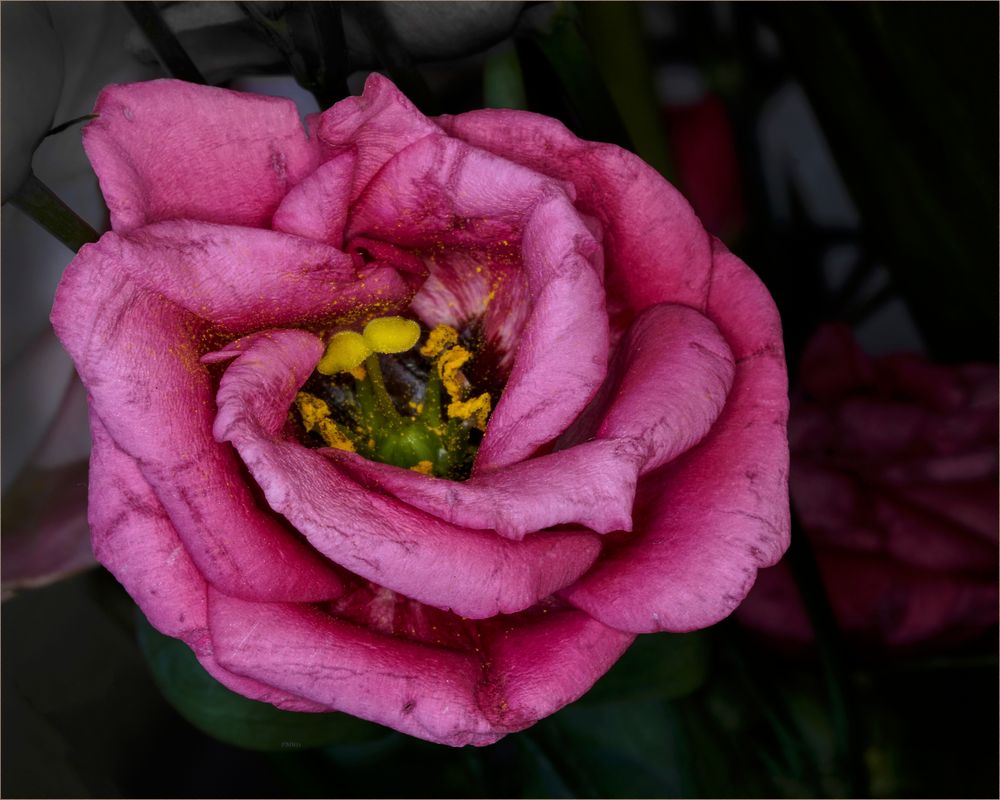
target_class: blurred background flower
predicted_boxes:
[2,2,996,798]
[739,324,997,651]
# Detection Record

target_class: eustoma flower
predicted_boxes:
[51,76,789,745]
[740,325,997,650]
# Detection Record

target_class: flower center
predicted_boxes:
[293,316,494,480]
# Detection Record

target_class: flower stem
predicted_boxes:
[8,173,99,253]
[124,1,206,84]
[786,507,868,797]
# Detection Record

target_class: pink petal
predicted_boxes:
[476,194,608,469]
[317,72,441,203]
[208,588,499,746]
[335,303,733,539]
[103,220,412,334]
[194,646,330,714]
[87,416,209,642]
[270,150,355,247]
[84,79,319,232]
[208,589,633,746]
[211,330,601,618]
[90,416,330,713]
[437,109,713,315]
[562,248,790,633]
[345,133,608,469]
[331,440,642,539]
[478,609,634,732]
[52,236,346,602]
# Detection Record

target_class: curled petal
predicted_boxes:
[317,72,441,203]
[52,237,346,602]
[337,304,734,539]
[478,609,634,732]
[208,588,498,746]
[438,109,714,315]
[346,133,608,469]
[271,151,355,247]
[212,330,601,618]
[85,79,319,232]
[88,415,208,641]
[562,349,790,633]
[103,221,411,334]
[208,589,632,747]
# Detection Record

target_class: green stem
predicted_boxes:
[124,2,205,84]
[418,369,443,426]
[8,173,99,253]
[786,507,868,797]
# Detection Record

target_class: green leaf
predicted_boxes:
[517,3,632,150]
[534,699,696,798]
[8,173,99,253]
[483,46,528,110]
[581,631,710,705]
[577,2,675,179]
[135,612,387,752]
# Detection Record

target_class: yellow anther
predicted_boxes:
[437,346,471,400]
[317,419,356,452]
[448,393,492,430]
[295,392,331,432]
[410,460,434,475]
[419,324,460,358]
[318,331,371,375]
[349,364,367,381]
[363,316,420,354]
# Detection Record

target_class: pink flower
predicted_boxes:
[739,325,998,651]
[51,76,789,745]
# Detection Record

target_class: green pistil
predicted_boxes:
[296,320,491,480]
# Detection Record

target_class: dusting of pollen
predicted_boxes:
[419,323,459,358]
[437,346,471,400]
[291,316,497,480]
[447,393,492,431]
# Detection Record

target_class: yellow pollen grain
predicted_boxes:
[437,346,471,400]
[363,315,420,354]
[410,460,434,475]
[295,392,331,432]
[318,331,371,375]
[349,364,367,381]
[317,419,356,452]
[448,392,491,430]
[419,324,459,358]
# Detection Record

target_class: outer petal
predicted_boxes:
[437,109,714,315]
[208,590,633,746]
[105,220,411,334]
[208,588,498,746]
[562,243,790,633]
[211,330,601,618]
[478,609,634,732]
[84,79,319,232]
[89,417,330,713]
[88,415,208,642]
[345,133,608,469]
[334,304,734,539]
[52,235,348,602]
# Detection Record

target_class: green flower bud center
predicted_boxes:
[293,318,499,480]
